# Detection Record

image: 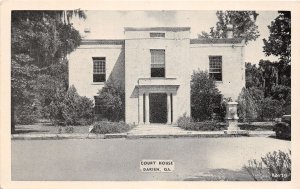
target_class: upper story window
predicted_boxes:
[150,32,165,38]
[150,49,165,77]
[93,57,106,82]
[209,56,222,81]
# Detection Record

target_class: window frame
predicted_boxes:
[209,55,223,82]
[150,49,166,78]
[93,57,106,83]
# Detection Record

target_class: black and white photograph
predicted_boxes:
[1,1,300,188]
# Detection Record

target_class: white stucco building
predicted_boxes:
[69,27,245,125]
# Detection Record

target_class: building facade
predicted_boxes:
[68,27,245,125]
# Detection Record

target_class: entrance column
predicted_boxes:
[167,92,172,124]
[138,92,144,125]
[145,92,150,124]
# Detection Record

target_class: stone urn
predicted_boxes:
[224,102,248,135]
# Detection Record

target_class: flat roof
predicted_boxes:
[190,38,244,44]
[80,38,244,45]
[81,39,125,45]
[124,27,191,32]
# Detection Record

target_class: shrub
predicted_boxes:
[64,126,74,133]
[177,114,225,131]
[95,80,125,122]
[191,70,222,121]
[177,113,192,128]
[237,87,260,122]
[15,104,39,125]
[91,121,131,134]
[44,85,94,125]
[57,126,74,133]
[244,150,291,181]
[258,97,284,121]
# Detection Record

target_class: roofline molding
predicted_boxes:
[80,38,244,45]
[124,27,191,32]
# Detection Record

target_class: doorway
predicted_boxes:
[149,93,167,123]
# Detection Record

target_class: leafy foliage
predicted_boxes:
[244,150,291,181]
[198,11,260,44]
[95,80,125,122]
[45,86,94,125]
[237,88,260,122]
[177,114,226,131]
[11,11,86,132]
[91,121,131,134]
[263,11,291,64]
[258,97,284,121]
[244,61,290,120]
[191,70,222,121]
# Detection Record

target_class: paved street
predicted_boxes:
[11,137,290,181]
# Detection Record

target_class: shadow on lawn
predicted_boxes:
[184,168,254,181]
[268,135,291,141]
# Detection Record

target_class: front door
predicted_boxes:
[149,93,167,123]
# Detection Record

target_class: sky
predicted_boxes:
[72,10,279,64]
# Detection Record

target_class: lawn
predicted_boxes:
[14,123,90,134]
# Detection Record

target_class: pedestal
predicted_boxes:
[224,102,249,135]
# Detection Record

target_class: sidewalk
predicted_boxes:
[11,124,275,140]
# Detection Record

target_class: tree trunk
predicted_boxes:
[11,97,15,134]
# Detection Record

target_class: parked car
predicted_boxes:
[273,115,291,140]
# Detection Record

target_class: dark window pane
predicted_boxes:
[151,68,165,77]
[209,73,222,81]
[93,74,106,82]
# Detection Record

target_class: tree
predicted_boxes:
[263,11,291,64]
[245,61,291,120]
[245,62,264,89]
[191,70,221,121]
[198,11,260,44]
[237,87,260,122]
[11,11,86,133]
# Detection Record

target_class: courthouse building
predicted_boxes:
[68,27,245,125]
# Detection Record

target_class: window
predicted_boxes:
[93,57,106,82]
[150,32,165,38]
[94,96,105,115]
[209,56,222,81]
[150,49,165,77]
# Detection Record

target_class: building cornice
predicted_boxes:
[124,27,191,32]
[81,39,125,45]
[190,38,244,44]
[80,38,244,45]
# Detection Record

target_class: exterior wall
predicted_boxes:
[68,27,245,125]
[68,43,125,100]
[190,43,245,101]
[125,30,191,124]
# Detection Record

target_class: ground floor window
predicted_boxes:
[93,57,106,82]
[94,96,104,115]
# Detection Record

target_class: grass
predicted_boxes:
[14,124,90,134]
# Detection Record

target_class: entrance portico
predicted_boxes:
[137,78,179,125]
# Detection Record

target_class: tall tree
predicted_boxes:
[263,11,291,64]
[198,11,260,44]
[11,10,86,133]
